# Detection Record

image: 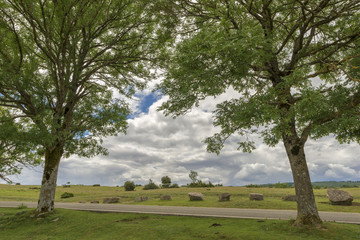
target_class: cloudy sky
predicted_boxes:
[3,82,360,187]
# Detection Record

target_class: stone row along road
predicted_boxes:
[1,201,359,224]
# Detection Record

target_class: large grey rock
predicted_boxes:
[218,193,231,201]
[103,197,120,204]
[160,195,172,200]
[249,193,263,201]
[134,196,148,202]
[188,192,204,201]
[326,189,353,205]
[282,195,296,201]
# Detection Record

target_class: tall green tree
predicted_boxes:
[0,0,174,213]
[161,175,171,188]
[189,170,198,183]
[159,0,360,226]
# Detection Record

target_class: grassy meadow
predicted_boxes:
[0,184,359,213]
[1,184,359,239]
[1,207,360,240]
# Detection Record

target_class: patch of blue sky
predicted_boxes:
[138,92,161,113]
[128,91,162,119]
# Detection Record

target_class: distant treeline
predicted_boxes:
[311,181,360,188]
[245,181,360,189]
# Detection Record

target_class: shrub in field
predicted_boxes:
[187,170,214,187]
[161,176,171,188]
[124,181,136,191]
[206,181,214,188]
[274,182,292,188]
[170,183,179,188]
[188,180,214,188]
[143,179,159,190]
[61,192,74,198]
[245,184,261,188]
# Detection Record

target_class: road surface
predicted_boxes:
[0,201,359,224]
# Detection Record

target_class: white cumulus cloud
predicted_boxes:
[4,87,360,186]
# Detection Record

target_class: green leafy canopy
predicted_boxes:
[0,0,176,179]
[159,0,360,154]
[0,108,41,182]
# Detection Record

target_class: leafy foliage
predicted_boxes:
[188,170,198,183]
[169,183,180,188]
[0,0,175,208]
[188,181,215,188]
[187,170,214,187]
[273,182,293,189]
[159,1,360,152]
[312,181,360,188]
[0,0,175,170]
[60,192,74,199]
[245,184,262,188]
[161,176,171,188]
[0,0,175,157]
[143,179,159,190]
[124,181,136,191]
[0,108,41,182]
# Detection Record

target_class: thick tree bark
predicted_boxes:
[283,137,322,226]
[36,144,63,213]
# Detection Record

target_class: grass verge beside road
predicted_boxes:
[1,207,359,240]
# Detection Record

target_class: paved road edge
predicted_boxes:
[0,201,359,224]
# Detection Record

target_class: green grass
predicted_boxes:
[0,208,359,240]
[1,184,359,213]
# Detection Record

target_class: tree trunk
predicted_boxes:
[36,144,63,213]
[283,137,322,226]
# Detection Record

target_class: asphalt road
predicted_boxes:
[1,201,359,224]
